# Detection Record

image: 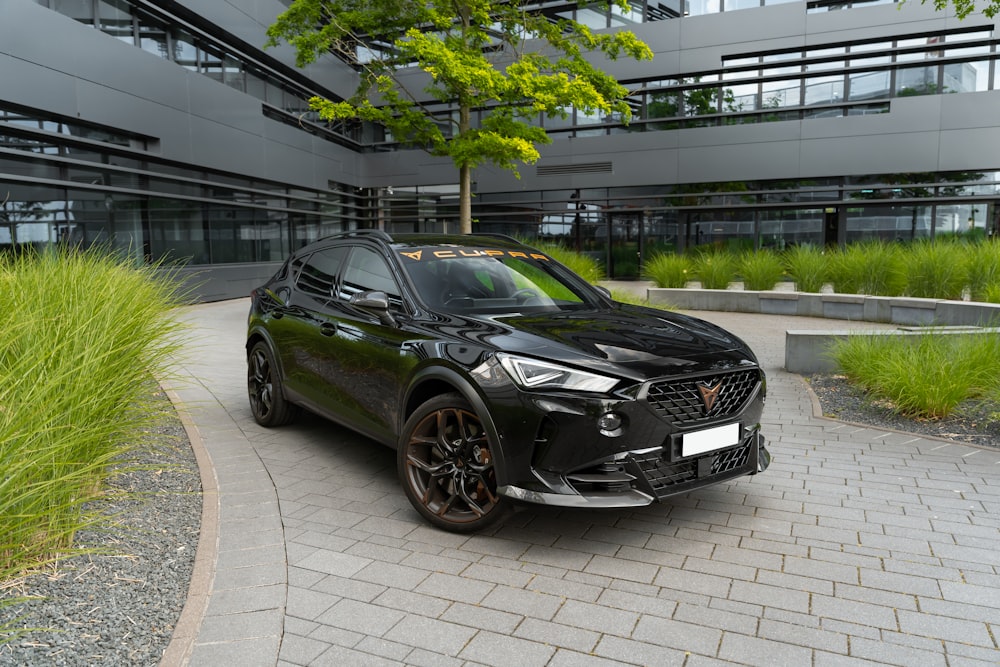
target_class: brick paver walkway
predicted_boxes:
[164,299,1000,666]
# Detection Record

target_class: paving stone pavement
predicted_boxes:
[162,297,1000,666]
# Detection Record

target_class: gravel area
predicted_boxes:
[0,392,201,666]
[808,374,1000,448]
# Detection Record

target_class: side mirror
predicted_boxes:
[594,285,612,299]
[350,290,395,326]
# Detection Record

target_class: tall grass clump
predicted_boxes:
[0,247,187,583]
[903,240,968,300]
[527,240,605,284]
[692,250,738,290]
[783,245,827,292]
[738,249,785,291]
[643,253,691,288]
[984,283,1000,304]
[965,240,1000,302]
[826,241,906,296]
[830,330,1000,418]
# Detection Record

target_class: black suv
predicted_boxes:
[247,231,770,532]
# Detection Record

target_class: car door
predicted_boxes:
[299,244,420,444]
[268,245,350,405]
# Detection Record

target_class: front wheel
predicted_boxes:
[398,393,508,532]
[247,340,298,426]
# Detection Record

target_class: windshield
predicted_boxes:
[396,246,599,313]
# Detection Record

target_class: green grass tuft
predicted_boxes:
[965,240,1000,302]
[0,247,188,590]
[829,330,1000,419]
[692,250,738,290]
[643,253,692,288]
[904,240,968,300]
[739,249,785,291]
[827,241,905,296]
[783,245,827,293]
[527,240,605,284]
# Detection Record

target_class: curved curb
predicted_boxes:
[799,374,1000,452]
[158,384,220,667]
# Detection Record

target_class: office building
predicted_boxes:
[2,0,998,297]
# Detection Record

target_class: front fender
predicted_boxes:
[402,363,512,487]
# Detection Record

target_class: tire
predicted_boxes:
[247,340,299,426]
[398,393,508,532]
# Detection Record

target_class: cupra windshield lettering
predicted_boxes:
[398,248,551,262]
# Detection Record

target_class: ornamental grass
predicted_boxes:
[528,240,605,284]
[643,252,691,288]
[903,240,968,300]
[692,250,738,290]
[965,240,1000,302]
[738,249,785,291]
[782,245,827,293]
[829,330,1000,419]
[826,241,906,296]
[0,247,187,586]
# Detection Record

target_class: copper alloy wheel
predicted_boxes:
[248,346,274,420]
[247,341,297,426]
[400,396,503,531]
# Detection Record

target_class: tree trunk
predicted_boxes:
[460,163,472,235]
[459,99,472,234]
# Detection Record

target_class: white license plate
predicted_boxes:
[682,423,740,457]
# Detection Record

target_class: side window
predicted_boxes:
[339,246,403,308]
[295,246,348,299]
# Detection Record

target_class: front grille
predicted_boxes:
[646,369,760,425]
[631,439,753,495]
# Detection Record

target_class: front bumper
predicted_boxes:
[498,429,770,509]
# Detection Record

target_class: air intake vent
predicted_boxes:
[536,162,613,176]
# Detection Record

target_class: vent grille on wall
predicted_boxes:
[536,162,613,176]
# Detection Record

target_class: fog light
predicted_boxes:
[597,412,623,437]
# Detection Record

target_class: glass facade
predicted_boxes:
[0,103,368,263]
[33,0,362,148]
[374,174,1000,279]
[9,1,1000,285]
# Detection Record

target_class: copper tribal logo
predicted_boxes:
[696,380,723,414]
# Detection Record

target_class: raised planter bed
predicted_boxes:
[646,288,1000,374]
[648,288,1000,327]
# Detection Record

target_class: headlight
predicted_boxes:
[497,353,618,393]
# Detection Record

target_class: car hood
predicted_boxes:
[419,304,757,381]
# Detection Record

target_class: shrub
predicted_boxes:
[0,248,187,580]
[783,245,827,293]
[692,250,738,290]
[904,240,968,300]
[643,253,691,288]
[739,249,785,291]
[827,241,906,296]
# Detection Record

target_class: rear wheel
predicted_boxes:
[247,340,298,426]
[398,393,507,532]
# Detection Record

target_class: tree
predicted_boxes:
[919,0,1000,18]
[266,1,652,234]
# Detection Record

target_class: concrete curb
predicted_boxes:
[159,384,220,667]
[649,287,1000,326]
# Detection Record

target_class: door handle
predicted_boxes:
[320,322,337,337]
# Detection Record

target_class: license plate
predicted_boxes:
[682,423,740,457]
